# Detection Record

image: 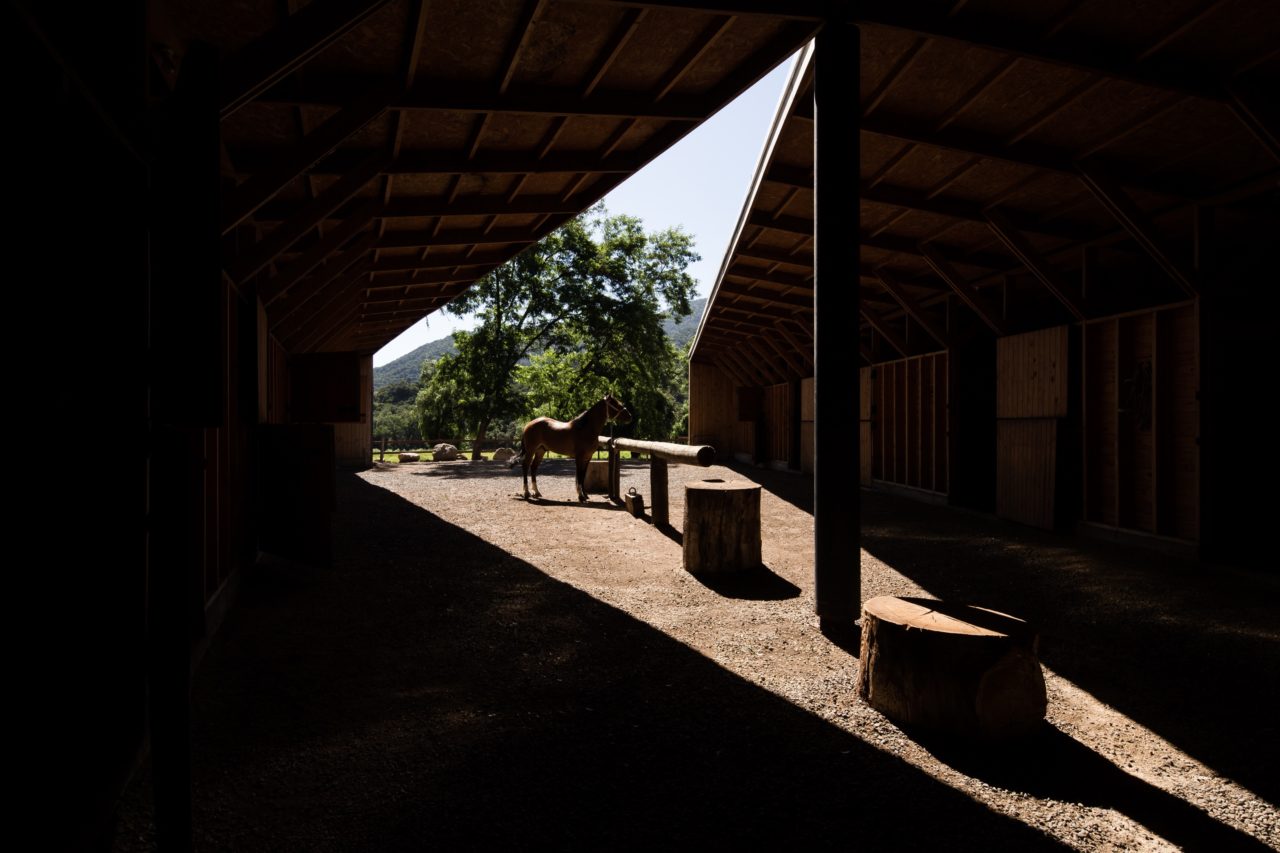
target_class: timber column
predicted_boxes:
[813,16,861,630]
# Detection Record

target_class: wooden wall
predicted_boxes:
[762,382,792,467]
[996,327,1069,529]
[869,351,948,494]
[334,355,373,467]
[1083,303,1198,541]
[689,362,737,453]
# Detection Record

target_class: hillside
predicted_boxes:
[374,297,708,389]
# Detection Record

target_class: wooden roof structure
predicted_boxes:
[202,0,826,355]
[690,1,1279,374]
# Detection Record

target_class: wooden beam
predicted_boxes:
[773,321,813,371]
[860,341,874,363]
[264,78,710,119]
[1075,163,1200,297]
[813,19,861,627]
[220,0,394,120]
[563,0,823,20]
[717,282,814,311]
[740,338,787,385]
[748,336,793,383]
[875,270,949,348]
[725,261,813,291]
[375,226,538,250]
[710,352,753,387]
[366,267,494,289]
[223,88,390,234]
[859,112,1193,200]
[256,191,587,223]
[364,250,516,274]
[762,334,808,378]
[852,4,1228,102]
[920,245,1007,335]
[228,152,387,283]
[985,211,1088,321]
[724,345,769,386]
[259,200,378,306]
[230,147,644,176]
[860,304,908,357]
[1226,80,1280,164]
[271,235,376,328]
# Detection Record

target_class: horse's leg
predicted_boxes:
[530,448,546,499]
[521,448,530,499]
[575,454,589,502]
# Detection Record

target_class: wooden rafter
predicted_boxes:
[852,4,1228,102]
[222,89,389,234]
[220,0,394,120]
[1075,163,1200,297]
[985,211,1087,321]
[260,201,378,306]
[271,235,377,327]
[920,245,1007,335]
[860,304,908,357]
[874,269,949,348]
[228,152,387,283]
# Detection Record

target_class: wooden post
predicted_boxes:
[813,18,861,629]
[609,441,621,502]
[651,457,669,526]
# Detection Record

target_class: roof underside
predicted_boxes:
[190,0,822,354]
[690,0,1280,375]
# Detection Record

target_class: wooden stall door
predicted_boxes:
[996,327,1069,529]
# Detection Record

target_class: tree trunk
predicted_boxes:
[472,418,489,461]
[857,596,1046,738]
[683,480,761,573]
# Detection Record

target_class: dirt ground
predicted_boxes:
[115,457,1278,851]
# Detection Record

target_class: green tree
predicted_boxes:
[422,205,698,456]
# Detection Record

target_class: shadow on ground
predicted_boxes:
[722,462,1280,813]
[134,473,1064,851]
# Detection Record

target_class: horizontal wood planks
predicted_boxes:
[333,354,373,467]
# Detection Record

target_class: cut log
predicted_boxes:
[683,480,761,574]
[858,596,1046,738]
[584,459,610,493]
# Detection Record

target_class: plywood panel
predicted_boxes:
[997,326,1069,418]
[333,354,372,467]
[801,376,815,421]
[997,418,1058,529]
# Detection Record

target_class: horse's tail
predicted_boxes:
[507,440,524,468]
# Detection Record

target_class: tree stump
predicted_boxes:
[683,481,761,573]
[584,459,610,493]
[858,596,1046,738]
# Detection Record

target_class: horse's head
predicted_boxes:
[603,394,633,424]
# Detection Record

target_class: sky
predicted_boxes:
[372,54,796,368]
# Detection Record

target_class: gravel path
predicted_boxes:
[115,458,1279,851]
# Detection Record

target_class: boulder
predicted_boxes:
[397,452,420,463]
[492,447,517,462]
[433,444,459,461]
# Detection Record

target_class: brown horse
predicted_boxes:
[515,394,632,501]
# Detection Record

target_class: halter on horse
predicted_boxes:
[515,394,632,501]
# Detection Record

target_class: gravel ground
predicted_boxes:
[115,458,1279,851]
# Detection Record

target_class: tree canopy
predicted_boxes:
[415,205,698,456]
